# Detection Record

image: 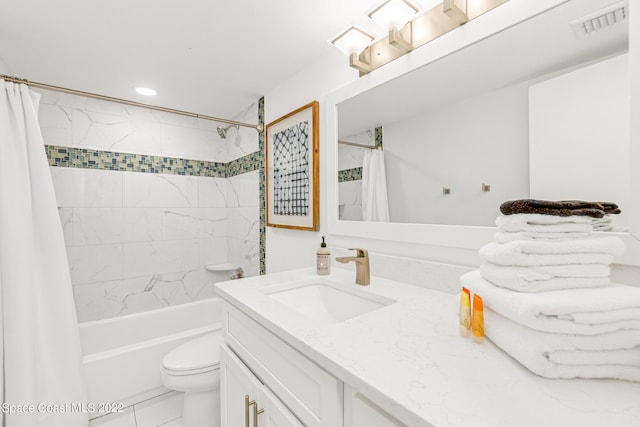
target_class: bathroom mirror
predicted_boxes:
[326,0,640,264]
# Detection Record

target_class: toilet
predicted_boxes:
[161,332,223,427]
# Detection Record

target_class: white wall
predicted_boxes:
[0,56,10,74]
[529,53,629,227]
[264,50,358,273]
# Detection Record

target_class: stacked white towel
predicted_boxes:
[461,271,640,382]
[480,214,624,292]
[461,213,638,382]
[592,215,614,232]
[462,271,640,335]
[485,307,640,381]
[479,262,611,293]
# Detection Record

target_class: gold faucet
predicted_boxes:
[336,249,370,286]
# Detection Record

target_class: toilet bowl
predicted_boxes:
[161,332,223,427]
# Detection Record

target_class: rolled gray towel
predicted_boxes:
[500,199,607,218]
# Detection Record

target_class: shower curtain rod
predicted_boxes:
[0,74,263,132]
[338,140,382,150]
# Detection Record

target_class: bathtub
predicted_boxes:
[79,298,222,409]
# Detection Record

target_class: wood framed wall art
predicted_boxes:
[266,101,319,231]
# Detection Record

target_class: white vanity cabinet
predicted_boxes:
[344,386,405,427]
[221,302,343,427]
[220,344,302,427]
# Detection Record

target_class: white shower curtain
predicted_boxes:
[0,81,88,426]
[362,149,390,222]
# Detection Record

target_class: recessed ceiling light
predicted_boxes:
[135,87,157,96]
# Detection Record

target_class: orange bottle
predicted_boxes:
[472,294,484,343]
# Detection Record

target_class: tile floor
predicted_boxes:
[89,391,183,427]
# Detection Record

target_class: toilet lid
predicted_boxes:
[162,332,222,372]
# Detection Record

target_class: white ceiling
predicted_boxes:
[0,0,399,120]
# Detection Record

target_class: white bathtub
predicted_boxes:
[79,298,222,409]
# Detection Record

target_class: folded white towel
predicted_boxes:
[494,230,592,243]
[592,215,612,224]
[593,216,614,232]
[479,262,611,292]
[485,308,640,381]
[461,270,640,334]
[496,214,593,233]
[479,236,624,266]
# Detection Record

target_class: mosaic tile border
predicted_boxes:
[375,126,383,148]
[45,144,266,180]
[258,97,266,275]
[338,167,363,183]
[227,150,262,178]
[46,145,228,177]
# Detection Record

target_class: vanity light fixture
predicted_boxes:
[369,0,418,52]
[330,0,509,75]
[135,87,157,96]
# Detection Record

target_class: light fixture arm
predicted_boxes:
[443,0,469,25]
[349,53,373,73]
[389,25,414,52]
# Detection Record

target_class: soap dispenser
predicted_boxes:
[317,236,330,275]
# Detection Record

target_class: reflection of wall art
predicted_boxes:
[266,101,319,231]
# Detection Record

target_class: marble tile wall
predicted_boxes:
[39,88,261,322]
[227,171,260,277]
[38,89,228,162]
[52,167,228,322]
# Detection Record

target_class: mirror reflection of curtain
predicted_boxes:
[362,149,390,222]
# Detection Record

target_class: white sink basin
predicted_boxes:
[264,279,394,323]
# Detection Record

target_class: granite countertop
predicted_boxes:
[214,267,640,427]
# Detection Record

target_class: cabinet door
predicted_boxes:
[223,303,342,427]
[220,344,261,427]
[258,386,304,427]
[344,386,405,427]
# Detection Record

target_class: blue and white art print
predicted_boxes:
[266,101,319,231]
[273,121,310,216]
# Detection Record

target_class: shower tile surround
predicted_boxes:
[40,89,263,322]
[337,127,380,221]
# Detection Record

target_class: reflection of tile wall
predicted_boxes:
[339,180,363,221]
[39,88,262,322]
[338,167,362,182]
[337,129,371,221]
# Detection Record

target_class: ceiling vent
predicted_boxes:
[570,0,628,39]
